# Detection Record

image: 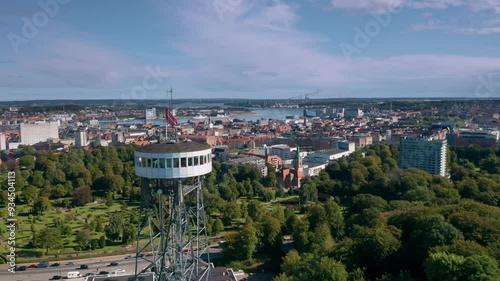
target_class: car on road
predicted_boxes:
[66,261,77,265]
[109,262,118,266]
[99,271,109,275]
[15,266,26,271]
[115,269,126,274]
[125,254,135,259]
[84,272,95,277]
[37,261,49,268]
[51,276,62,280]
[50,263,60,267]
[79,264,89,269]
[27,264,37,268]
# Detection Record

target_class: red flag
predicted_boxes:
[166,107,178,126]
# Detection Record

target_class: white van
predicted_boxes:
[67,271,81,279]
[115,269,126,274]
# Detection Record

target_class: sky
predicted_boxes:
[0,0,499,100]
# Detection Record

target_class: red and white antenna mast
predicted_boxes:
[165,86,178,142]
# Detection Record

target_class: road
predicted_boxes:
[0,248,222,281]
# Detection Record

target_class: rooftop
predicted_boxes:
[135,141,211,153]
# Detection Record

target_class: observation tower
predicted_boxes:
[133,141,213,281]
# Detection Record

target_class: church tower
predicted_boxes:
[293,146,304,188]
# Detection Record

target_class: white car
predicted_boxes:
[115,269,126,274]
[66,261,77,266]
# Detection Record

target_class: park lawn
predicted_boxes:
[1,197,139,262]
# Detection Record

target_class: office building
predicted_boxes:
[75,130,87,147]
[399,136,447,177]
[20,122,59,145]
[344,108,364,118]
[449,129,499,149]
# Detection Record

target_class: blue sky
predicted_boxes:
[0,0,499,100]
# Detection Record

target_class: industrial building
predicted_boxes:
[399,136,447,177]
[20,122,59,145]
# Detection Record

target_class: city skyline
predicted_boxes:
[1,0,500,100]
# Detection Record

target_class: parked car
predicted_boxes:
[50,263,60,267]
[51,276,62,280]
[109,262,118,266]
[99,271,109,275]
[15,266,26,271]
[79,264,89,269]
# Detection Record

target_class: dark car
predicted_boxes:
[15,266,26,271]
[109,262,118,266]
[50,263,60,267]
[80,264,89,269]
[51,276,62,280]
[84,272,95,277]
[99,271,109,275]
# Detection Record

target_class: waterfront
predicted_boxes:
[118,107,306,125]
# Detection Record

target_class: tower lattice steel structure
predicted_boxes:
[133,142,213,281]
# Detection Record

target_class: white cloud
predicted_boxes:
[155,1,500,98]
[329,0,500,13]
[456,26,500,34]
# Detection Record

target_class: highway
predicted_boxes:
[0,248,222,281]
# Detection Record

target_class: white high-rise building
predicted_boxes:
[0,133,6,150]
[20,122,59,145]
[399,136,447,177]
[75,130,87,147]
[146,108,157,124]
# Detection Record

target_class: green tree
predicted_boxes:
[19,155,35,170]
[424,252,465,281]
[22,185,39,204]
[461,254,500,281]
[33,196,51,215]
[212,218,224,235]
[300,183,318,203]
[73,186,93,206]
[122,223,137,245]
[105,213,123,241]
[34,227,62,254]
[75,229,92,250]
[314,257,348,281]
[105,192,114,207]
[261,216,282,248]
[239,221,258,260]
